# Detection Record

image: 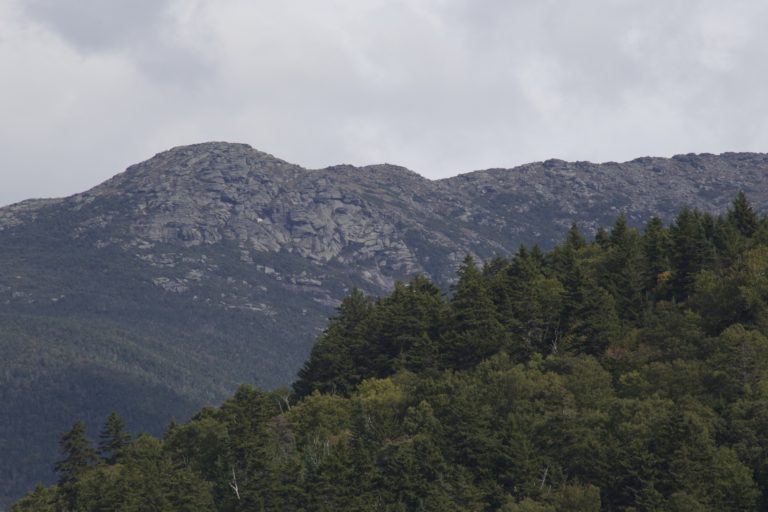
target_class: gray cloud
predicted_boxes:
[1,0,767,206]
[20,0,215,84]
[22,0,173,51]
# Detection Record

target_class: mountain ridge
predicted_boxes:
[5,142,766,205]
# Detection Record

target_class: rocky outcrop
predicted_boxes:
[21,143,766,289]
[4,141,768,320]
[4,142,768,313]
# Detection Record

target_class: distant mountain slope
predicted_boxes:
[1,142,767,507]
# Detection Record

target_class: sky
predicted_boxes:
[1,0,767,206]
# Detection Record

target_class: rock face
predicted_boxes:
[1,141,768,507]
[10,143,766,293]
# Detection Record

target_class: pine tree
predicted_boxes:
[218,385,279,509]
[642,216,671,297]
[443,255,509,369]
[670,208,714,300]
[496,247,563,355]
[368,279,427,370]
[375,275,446,373]
[609,213,630,247]
[98,411,131,464]
[594,227,611,249]
[9,485,56,512]
[549,224,586,279]
[293,288,374,397]
[601,214,645,324]
[560,248,620,355]
[565,222,587,250]
[54,421,96,510]
[728,191,758,238]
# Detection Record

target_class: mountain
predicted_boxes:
[1,141,767,506]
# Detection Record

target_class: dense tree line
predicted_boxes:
[14,193,768,511]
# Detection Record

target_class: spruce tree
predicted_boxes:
[54,421,96,510]
[602,214,644,324]
[443,255,509,369]
[499,247,563,355]
[642,216,671,297]
[375,275,446,373]
[728,191,758,238]
[98,411,131,464]
[293,288,374,397]
[670,208,714,300]
[565,222,587,250]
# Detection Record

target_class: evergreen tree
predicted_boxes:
[10,485,56,512]
[496,248,563,355]
[670,208,714,299]
[556,244,621,355]
[98,411,131,464]
[54,421,96,510]
[443,255,509,369]
[601,214,645,324]
[361,275,447,377]
[642,216,672,298]
[594,226,610,249]
[728,191,759,238]
[293,288,374,397]
[713,216,745,268]
[218,385,278,509]
[565,222,587,250]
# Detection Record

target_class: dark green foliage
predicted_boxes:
[54,421,97,510]
[601,214,645,324]
[562,266,620,356]
[443,255,509,369]
[670,208,715,299]
[294,288,375,397]
[15,194,768,511]
[10,485,57,512]
[370,275,447,374]
[729,191,759,238]
[642,216,672,299]
[0,224,345,508]
[98,411,132,464]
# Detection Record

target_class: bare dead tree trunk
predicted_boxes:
[230,467,240,500]
[274,388,292,413]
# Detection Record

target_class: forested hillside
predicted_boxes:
[4,143,768,508]
[13,193,768,511]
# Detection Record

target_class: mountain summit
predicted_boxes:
[1,142,768,506]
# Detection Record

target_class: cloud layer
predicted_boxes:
[1,0,767,205]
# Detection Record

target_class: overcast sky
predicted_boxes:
[1,0,767,206]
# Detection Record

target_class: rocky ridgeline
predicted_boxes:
[7,142,767,298]
[444,152,768,239]
[62,143,453,290]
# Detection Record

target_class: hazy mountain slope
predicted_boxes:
[0,142,767,507]
[439,152,768,247]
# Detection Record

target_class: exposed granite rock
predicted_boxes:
[3,142,768,303]
[5,142,768,310]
